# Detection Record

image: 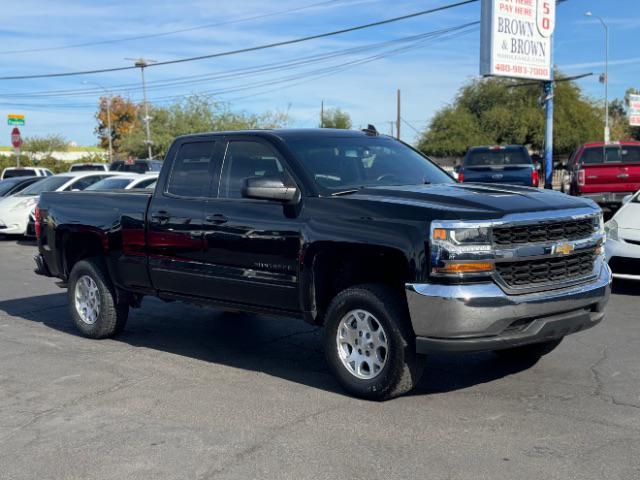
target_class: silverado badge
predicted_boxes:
[554,242,575,255]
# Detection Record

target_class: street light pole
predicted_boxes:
[126,57,157,160]
[83,80,113,163]
[585,12,609,143]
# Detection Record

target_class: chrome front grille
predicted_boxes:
[492,218,594,246]
[496,249,596,288]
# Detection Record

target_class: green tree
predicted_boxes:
[118,96,290,159]
[320,108,352,129]
[418,76,602,157]
[22,134,68,159]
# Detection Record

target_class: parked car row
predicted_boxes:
[1,159,163,180]
[0,170,157,236]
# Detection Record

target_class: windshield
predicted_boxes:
[18,176,71,195]
[86,177,135,190]
[581,146,640,164]
[3,169,36,178]
[464,149,530,166]
[71,164,105,171]
[285,136,453,193]
[109,161,159,173]
[0,178,32,195]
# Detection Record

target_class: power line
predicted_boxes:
[400,116,423,135]
[2,22,479,108]
[0,0,479,81]
[1,24,479,99]
[0,22,479,110]
[0,0,345,56]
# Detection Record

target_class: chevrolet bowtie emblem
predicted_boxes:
[554,242,575,255]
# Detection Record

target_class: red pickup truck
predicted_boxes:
[565,141,640,207]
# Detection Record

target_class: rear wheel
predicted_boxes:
[68,258,129,339]
[324,284,425,401]
[494,338,563,360]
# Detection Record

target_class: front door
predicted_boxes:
[147,139,222,297]
[201,138,303,312]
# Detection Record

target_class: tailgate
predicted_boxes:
[580,163,640,194]
[464,165,532,185]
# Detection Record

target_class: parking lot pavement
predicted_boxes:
[0,238,639,480]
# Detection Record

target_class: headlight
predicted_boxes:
[430,223,493,276]
[605,219,618,241]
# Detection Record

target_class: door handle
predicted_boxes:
[205,214,228,225]
[150,211,170,224]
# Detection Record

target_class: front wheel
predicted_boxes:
[494,338,563,361]
[68,258,129,339]
[323,284,425,401]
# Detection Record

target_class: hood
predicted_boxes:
[344,183,598,219]
[612,200,640,230]
[0,194,39,213]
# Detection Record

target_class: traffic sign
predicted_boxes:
[11,127,22,148]
[7,114,25,126]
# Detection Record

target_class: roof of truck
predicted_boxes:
[581,141,640,148]
[176,128,388,141]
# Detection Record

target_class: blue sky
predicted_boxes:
[0,0,637,147]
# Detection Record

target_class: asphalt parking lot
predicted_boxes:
[0,237,639,480]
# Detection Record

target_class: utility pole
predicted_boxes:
[320,100,324,128]
[83,81,113,163]
[127,57,156,160]
[396,89,401,140]
[389,121,394,136]
[585,12,609,143]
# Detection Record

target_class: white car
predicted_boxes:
[0,171,124,236]
[605,190,640,281]
[1,167,53,179]
[85,173,158,191]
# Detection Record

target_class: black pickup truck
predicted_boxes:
[35,128,611,400]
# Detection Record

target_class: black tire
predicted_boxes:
[67,257,129,339]
[494,337,563,360]
[323,284,425,401]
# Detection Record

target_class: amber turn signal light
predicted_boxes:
[433,228,447,240]
[434,262,494,274]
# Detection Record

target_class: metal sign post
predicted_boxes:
[11,127,23,168]
[543,80,554,189]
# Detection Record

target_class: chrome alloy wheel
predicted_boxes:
[74,275,100,325]
[336,309,388,380]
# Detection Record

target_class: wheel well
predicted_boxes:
[60,231,105,278]
[309,245,409,325]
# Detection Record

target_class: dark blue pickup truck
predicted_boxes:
[458,145,539,187]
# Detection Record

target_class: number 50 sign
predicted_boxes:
[536,0,556,38]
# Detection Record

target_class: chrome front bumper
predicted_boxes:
[406,262,612,353]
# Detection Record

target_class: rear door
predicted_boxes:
[147,138,223,297]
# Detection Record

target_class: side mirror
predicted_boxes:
[622,194,632,205]
[242,176,299,203]
[453,165,461,173]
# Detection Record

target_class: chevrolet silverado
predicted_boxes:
[34,128,611,400]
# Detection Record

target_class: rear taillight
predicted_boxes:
[458,170,465,182]
[34,206,42,238]
[531,169,539,187]
[577,169,585,187]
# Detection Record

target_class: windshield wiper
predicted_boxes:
[331,188,363,196]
